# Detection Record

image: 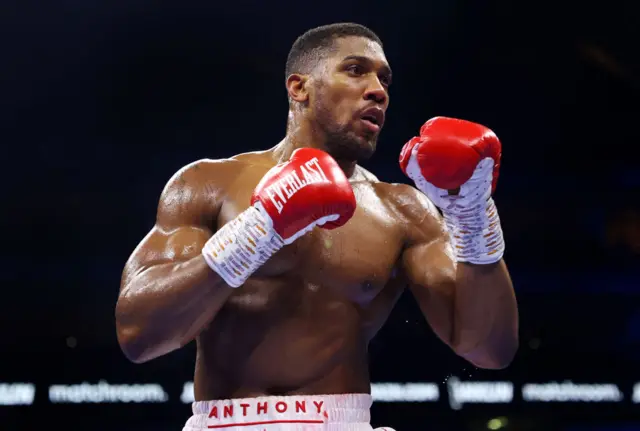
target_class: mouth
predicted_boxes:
[359,107,385,133]
[360,118,380,133]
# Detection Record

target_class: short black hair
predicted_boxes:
[285,23,383,79]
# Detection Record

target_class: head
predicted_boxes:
[285,23,392,162]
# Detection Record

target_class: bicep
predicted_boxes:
[402,237,458,347]
[398,189,458,346]
[120,225,213,292]
[402,235,456,308]
[399,188,456,293]
[120,160,224,290]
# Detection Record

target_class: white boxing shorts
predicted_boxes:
[182,393,395,431]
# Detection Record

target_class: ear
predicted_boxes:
[286,73,310,103]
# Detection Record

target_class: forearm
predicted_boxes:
[400,115,518,368]
[115,255,233,363]
[451,259,518,369]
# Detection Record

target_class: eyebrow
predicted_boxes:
[341,55,393,78]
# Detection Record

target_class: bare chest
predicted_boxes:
[217,178,406,304]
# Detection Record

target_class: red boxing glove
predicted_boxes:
[399,117,505,264]
[399,116,501,196]
[252,148,356,242]
[203,148,356,287]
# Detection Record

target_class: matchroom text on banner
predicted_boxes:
[0,380,636,408]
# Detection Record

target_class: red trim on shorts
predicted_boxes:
[208,420,324,428]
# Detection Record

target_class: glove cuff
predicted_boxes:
[202,204,284,287]
[442,198,505,264]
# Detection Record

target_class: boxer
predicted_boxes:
[116,23,518,430]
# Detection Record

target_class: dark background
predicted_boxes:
[2,1,639,430]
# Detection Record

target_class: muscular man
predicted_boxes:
[115,23,518,430]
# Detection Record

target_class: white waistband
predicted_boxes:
[184,394,372,430]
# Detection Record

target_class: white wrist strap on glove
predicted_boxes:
[406,155,505,264]
[442,197,504,264]
[201,203,284,288]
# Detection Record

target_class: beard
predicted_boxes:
[314,100,378,163]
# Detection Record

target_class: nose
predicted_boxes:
[363,77,388,105]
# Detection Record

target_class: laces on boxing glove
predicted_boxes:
[442,197,504,264]
[201,202,284,288]
[406,154,505,264]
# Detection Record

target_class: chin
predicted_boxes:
[324,126,377,161]
[330,138,375,162]
[354,135,377,160]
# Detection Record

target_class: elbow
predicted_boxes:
[115,303,154,364]
[473,345,517,370]
[115,300,144,363]
[457,336,519,370]
[115,309,178,364]
[116,322,151,364]
[115,296,181,364]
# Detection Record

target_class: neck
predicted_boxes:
[272,111,358,178]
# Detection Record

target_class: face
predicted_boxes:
[309,37,392,162]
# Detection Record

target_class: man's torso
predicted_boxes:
[192,151,427,400]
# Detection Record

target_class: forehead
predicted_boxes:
[329,36,388,66]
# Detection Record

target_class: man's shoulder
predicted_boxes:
[177,157,245,177]
[354,165,380,182]
[228,149,274,165]
[373,181,441,223]
[370,179,421,202]
[166,156,252,190]
[156,157,248,225]
[370,181,444,247]
[163,149,277,199]
[161,150,270,196]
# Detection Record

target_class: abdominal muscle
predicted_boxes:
[192,280,372,400]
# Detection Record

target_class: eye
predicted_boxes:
[379,75,391,87]
[346,64,365,75]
